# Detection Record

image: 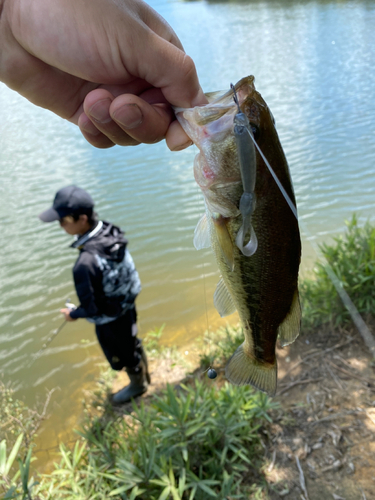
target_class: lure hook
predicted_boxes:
[230,83,241,114]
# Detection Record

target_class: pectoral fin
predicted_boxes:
[214,278,236,317]
[277,291,301,347]
[194,213,211,250]
[212,214,235,271]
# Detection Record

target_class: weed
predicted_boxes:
[1,381,276,499]
[301,214,375,329]
[0,381,53,455]
[142,324,166,354]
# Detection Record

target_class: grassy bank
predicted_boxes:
[1,215,374,500]
[1,326,278,500]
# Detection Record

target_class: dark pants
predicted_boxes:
[95,307,141,371]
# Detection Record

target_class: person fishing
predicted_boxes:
[39,185,149,404]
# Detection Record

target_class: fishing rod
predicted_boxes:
[28,299,76,368]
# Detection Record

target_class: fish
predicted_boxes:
[175,76,301,396]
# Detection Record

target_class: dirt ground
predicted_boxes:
[263,323,375,500]
[112,322,375,500]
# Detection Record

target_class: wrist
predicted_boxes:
[69,309,77,319]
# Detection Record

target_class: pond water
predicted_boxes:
[1,0,374,465]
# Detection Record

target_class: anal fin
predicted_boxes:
[277,290,301,347]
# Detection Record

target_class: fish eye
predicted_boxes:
[250,123,259,141]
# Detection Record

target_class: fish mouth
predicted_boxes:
[195,76,257,125]
[209,76,256,107]
[175,76,258,127]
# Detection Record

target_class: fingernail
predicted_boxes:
[88,99,112,124]
[171,140,193,152]
[191,87,208,107]
[113,104,143,129]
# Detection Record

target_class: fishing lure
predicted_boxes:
[231,84,258,257]
[232,82,298,222]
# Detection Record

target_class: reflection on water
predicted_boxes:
[1,0,375,467]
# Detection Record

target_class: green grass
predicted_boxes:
[142,324,166,355]
[2,381,277,499]
[301,214,375,329]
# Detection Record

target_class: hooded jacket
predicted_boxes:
[69,221,141,325]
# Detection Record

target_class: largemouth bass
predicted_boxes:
[176,76,301,396]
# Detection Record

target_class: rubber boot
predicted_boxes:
[112,348,150,404]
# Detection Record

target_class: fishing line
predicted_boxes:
[201,262,210,349]
[242,110,374,355]
[246,127,298,220]
[201,254,217,378]
[195,184,217,379]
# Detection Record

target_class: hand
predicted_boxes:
[0,0,207,150]
[60,308,77,322]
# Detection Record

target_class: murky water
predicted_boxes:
[1,0,374,465]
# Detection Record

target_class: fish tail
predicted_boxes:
[225,343,277,396]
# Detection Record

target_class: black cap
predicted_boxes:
[39,185,95,222]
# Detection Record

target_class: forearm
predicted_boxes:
[70,305,91,319]
[73,263,101,318]
[0,0,82,112]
